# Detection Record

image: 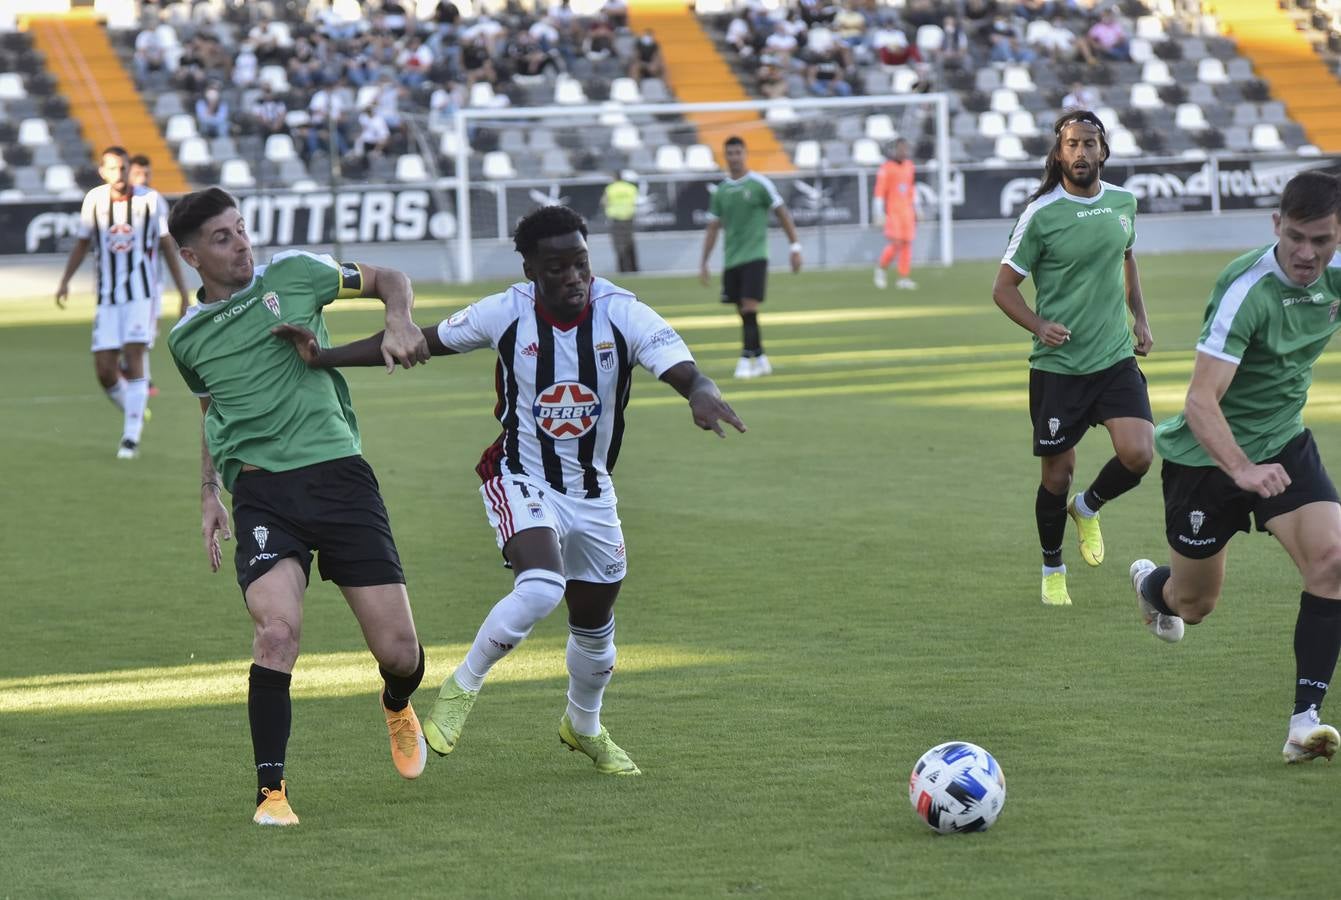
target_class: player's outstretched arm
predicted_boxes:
[198,397,231,572]
[270,322,457,369]
[1124,248,1153,356]
[775,206,803,273]
[699,220,721,286]
[1184,352,1290,498]
[355,263,431,372]
[660,361,747,438]
[992,264,1070,346]
[55,237,90,309]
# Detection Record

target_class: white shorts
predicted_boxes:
[480,474,627,583]
[148,291,163,348]
[91,299,154,352]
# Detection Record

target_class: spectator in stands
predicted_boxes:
[584,16,616,61]
[1031,14,1092,64]
[1086,9,1131,62]
[128,154,152,189]
[288,37,322,89]
[755,53,788,99]
[726,15,755,57]
[832,5,869,56]
[601,0,629,29]
[398,35,435,89]
[133,26,168,81]
[380,0,411,36]
[508,32,560,82]
[374,73,405,130]
[764,20,800,61]
[530,15,561,52]
[345,51,378,87]
[174,37,209,94]
[307,77,352,159]
[939,15,971,65]
[877,30,921,68]
[233,42,259,88]
[429,79,465,132]
[248,19,293,65]
[991,32,1037,64]
[462,35,498,86]
[1062,82,1100,111]
[628,29,664,81]
[250,83,289,136]
[435,0,461,29]
[195,85,230,138]
[464,11,509,55]
[807,48,853,97]
[355,105,392,159]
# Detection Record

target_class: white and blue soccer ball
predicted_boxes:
[908,741,1006,834]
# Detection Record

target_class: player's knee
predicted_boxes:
[375,634,421,676]
[1170,588,1217,624]
[253,617,300,667]
[512,569,566,624]
[1041,469,1073,496]
[1118,443,1154,476]
[1304,545,1341,595]
[94,360,119,387]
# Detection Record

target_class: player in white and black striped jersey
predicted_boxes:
[55,146,192,458]
[273,205,745,774]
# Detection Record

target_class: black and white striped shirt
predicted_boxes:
[76,184,169,305]
[438,278,694,499]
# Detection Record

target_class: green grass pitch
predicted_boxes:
[3,250,1339,898]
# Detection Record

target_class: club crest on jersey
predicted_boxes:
[262,292,281,317]
[534,381,601,440]
[1119,214,1131,235]
[596,341,616,372]
[1189,510,1205,536]
[253,525,269,551]
[527,502,545,520]
[1048,417,1061,437]
[1330,300,1339,322]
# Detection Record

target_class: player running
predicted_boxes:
[872,137,918,290]
[274,205,745,776]
[1130,170,1341,764]
[991,110,1155,607]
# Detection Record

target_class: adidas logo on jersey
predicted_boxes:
[521,342,539,357]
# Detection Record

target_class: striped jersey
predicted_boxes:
[76,184,170,305]
[437,277,694,499]
[1156,244,1341,467]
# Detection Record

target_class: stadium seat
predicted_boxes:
[611,124,642,151]
[153,93,184,120]
[1298,144,1323,157]
[765,102,797,124]
[1175,103,1210,130]
[993,135,1029,162]
[469,81,497,107]
[640,79,670,102]
[1260,101,1288,125]
[890,67,921,93]
[977,111,1007,138]
[529,130,558,152]
[1025,20,1053,46]
[654,144,685,172]
[1180,147,1209,160]
[865,114,896,141]
[1094,106,1123,130]
[852,137,883,166]
[974,68,1001,93]
[395,154,429,182]
[164,113,197,144]
[0,73,24,100]
[1251,124,1285,152]
[952,111,977,138]
[1128,37,1154,65]
[356,85,380,110]
[264,133,298,163]
[1002,66,1035,93]
[1130,83,1163,110]
[990,89,1020,113]
[836,117,863,142]
[540,149,574,177]
[17,117,50,146]
[220,158,256,188]
[684,144,717,171]
[284,110,312,128]
[1008,110,1039,137]
[823,141,852,168]
[439,130,471,158]
[792,140,821,168]
[916,24,945,53]
[1232,103,1259,126]
[1136,16,1166,41]
[177,137,211,166]
[1197,58,1229,84]
[554,77,587,105]
[598,103,630,126]
[1222,126,1252,152]
[43,164,77,195]
[1227,58,1254,81]
[258,65,290,92]
[482,150,517,179]
[1108,128,1142,157]
[1141,61,1174,87]
[499,129,527,154]
[609,77,641,104]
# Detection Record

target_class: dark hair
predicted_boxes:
[1028,109,1110,203]
[512,205,588,256]
[129,154,151,168]
[724,135,745,150]
[1279,171,1341,223]
[101,145,129,161]
[169,187,238,246]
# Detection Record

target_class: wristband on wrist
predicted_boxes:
[202,481,220,491]
[789,242,803,254]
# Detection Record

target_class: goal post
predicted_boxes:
[444,92,954,283]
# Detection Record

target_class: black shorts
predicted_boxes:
[1028,357,1153,457]
[1161,429,1339,559]
[720,258,768,304]
[231,455,405,597]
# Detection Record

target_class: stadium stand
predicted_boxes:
[1,0,1339,199]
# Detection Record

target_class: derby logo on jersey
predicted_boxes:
[534,381,601,440]
[262,291,281,317]
[106,221,135,253]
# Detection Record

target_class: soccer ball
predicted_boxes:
[908,741,1006,834]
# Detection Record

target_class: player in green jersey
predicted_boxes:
[166,188,434,825]
[698,135,803,380]
[1130,171,1341,763]
[992,110,1155,607]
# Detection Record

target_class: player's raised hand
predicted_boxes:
[1232,462,1291,498]
[270,322,321,366]
[381,317,431,373]
[1133,318,1154,357]
[201,493,232,573]
[689,387,747,438]
[1035,320,1071,347]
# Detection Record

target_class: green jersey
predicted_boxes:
[1002,182,1138,375]
[168,250,366,491]
[708,171,784,270]
[1156,244,1341,467]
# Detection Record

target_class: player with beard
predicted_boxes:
[991,110,1155,606]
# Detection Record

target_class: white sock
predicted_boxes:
[105,378,127,411]
[566,618,615,735]
[1043,564,1066,576]
[123,378,148,443]
[1072,492,1097,517]
[454,569,566,692]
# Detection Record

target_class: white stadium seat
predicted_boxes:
[852,137,883,166]
[993,135,1029,162]
[792,140,820,168]
[1251,124,1285,152]
[1108,128,1142,157]
[865,114,896,142]
[164,113,197,143]
[264,133,297,162]
[439,130,471,158]
[554,76,587,105]
[18,118,51,146]
[220,159,256,188]
[609,77,641,104]
[0,72,27,100]
[654,144,685,172]
[1128,37,1154,65]
[1136,15,1166,41]
[1197,58,1228,85]
[1129,83,1163,110]
[43,164,77,195]
[915,24,944,53]
[890,67,921,94]
[469,81,496,107]
[1002,66,1035,93]
[765,103,797,124]
[977,111,1007,138]
[684,144,717,171]
[611,125,642,151]
[482,150,517,179]
[1141,60,1174,87]
[177,137,211,166]
[1007,110,1039,137]
[395,154,429,182]
[990,88,1020,113]
[1175,103,1209,130]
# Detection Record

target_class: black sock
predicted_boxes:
[741,312,761,357]
[1139,565,1175,616]
[1294,592,1341,715]
[1036,485,1067,567]
[1083,455,1146,512]
[249,664,292,805]
[380,644,426,712]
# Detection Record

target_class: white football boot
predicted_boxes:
[1130,559,1184,643]
[1283,706,1340,764]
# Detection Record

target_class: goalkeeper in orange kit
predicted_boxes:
[872,138,917,290]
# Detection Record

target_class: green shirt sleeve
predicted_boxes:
[171,347,208,397]
[708,185,721,220]
[1197,274,1262,363]
[1002,213,1042,276]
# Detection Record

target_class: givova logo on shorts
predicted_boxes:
[534,382,601,439]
